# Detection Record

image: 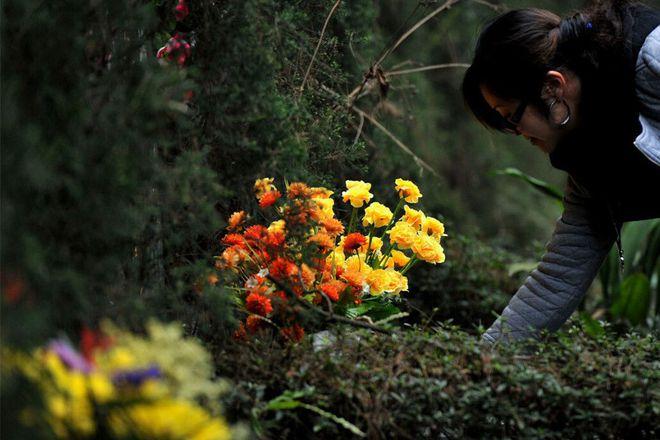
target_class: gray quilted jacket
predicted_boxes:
[482,18,660,345]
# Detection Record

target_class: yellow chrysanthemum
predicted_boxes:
[313,197,335,219]
[366,269,391,295]
[401,205,426,229]
[394,178,422,203]
[411,234,445,264]
[386,221,417,250]
[385,270,409,295]
[362,202,393,228]
[390,249,411,268]
[254,177,276,198]
[342,180,373,208]
[344,254,372,275]
[268,219,286,234]
[309,187,333,198]
[360,236,383,253]
[326,247,346,268]
[421,216,445,239]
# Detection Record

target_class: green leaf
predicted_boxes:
[365,302,401,322]
[579,312,605,338]
[345,302,375,319]
[610,273,650,325]
[494,167,564,203]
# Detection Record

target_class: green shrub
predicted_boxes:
[218,323,659,439]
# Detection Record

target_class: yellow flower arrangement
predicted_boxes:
[386,221,417,250]
[342,180,373,208]
[362,202,393,228]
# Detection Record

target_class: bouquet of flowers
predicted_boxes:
[2,321,232,440]
[217,178,447,342]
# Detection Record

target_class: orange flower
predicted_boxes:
[246,315,264,333]
[287,182,311,199]
[244,224,269,242]
[259,190,281,208]
[320,218,344,236]
[221,233,245,247]
[342,233,367,253]
[308,231,334,251]
[246,293,273,316]
[319,280,346,302]
[233,323,248,341]
[301,263,316,289]
[269,257,298,281]
[227,211,247,231]
[266,231,286,249]
[221,246,247,269]
[280,323,305,343]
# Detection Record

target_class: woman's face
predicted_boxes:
[479,70,581,154]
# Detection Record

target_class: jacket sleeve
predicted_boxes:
[633,24,660,166]
[482,177,616,345]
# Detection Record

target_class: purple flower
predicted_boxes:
[48,339,93,373]
[112,365,162,387]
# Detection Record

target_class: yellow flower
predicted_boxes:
[394,178,422,203]
[109,399,230,440]
[342,180,373,208]
[268,219,286,234]
[362,202,393,228]
[421,216,445,239]
[401,205,426,229]
[313,197,335,219]
[390,249,411,268]
[385,270,409,295]
[359,236,383,253]
[366,269,390,295]
[88,373,115,404]
[326,247,346,268]
[344,254,372,276]
[254,177,276,198]
[386,221,417,250]
[310,187,333,198]
[411,234,445,264]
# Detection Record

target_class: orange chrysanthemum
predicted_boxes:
[301,263,316,289]
[233,323,248,341]
[266,231,286,249]
[287,182,311,199]
[307,231,334,251]
[340,270,365,291]
[246,292,273,316]
[244,224,269,242]
[246,315,264,333]
[319,280,346,302]
[269,257,298,281]
[221,233,245,247]
[320,218,345,236]
[280,323,305,343]
[259,190,281,208]
[343,233,367,253]
[227,210,247,231]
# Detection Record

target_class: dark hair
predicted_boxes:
[462,0,633,133]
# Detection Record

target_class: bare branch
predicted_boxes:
[375,0,462,67]
[386,62,470,77]
[351,105,439,176]
[300,0,342,94]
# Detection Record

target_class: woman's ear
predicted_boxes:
[541,70,567,100]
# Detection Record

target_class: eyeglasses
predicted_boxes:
[498,100,528,134]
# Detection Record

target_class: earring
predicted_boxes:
[548,98,571,127]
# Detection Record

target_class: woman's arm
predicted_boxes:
[482,177,616,345]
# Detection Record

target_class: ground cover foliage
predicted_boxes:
[2,0,659,438]
[218,323,659,439]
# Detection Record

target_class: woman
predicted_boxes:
[462,0,660,345]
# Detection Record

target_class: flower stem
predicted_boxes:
[379,199,404,241]
[347,207,358,234]
[400,256,418,275]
